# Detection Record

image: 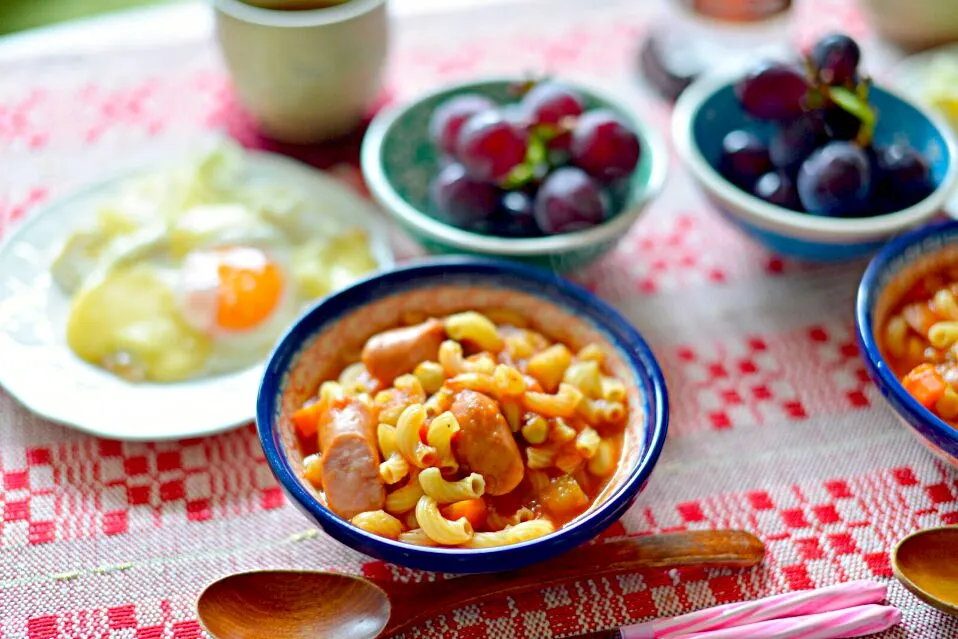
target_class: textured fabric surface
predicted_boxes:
[1,0,957,637]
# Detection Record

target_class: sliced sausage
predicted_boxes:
[319,397,385,519]
[451,390,525,496]
[361,319,446,385]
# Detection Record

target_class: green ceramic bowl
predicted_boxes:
[360,77,668,272]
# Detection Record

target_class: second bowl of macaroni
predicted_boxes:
[257,257,669,572]
[857,220,958,468]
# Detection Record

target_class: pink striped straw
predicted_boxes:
[667,604,902,639]
[616,580,888,638]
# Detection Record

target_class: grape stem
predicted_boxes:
[828,83,877,147]
[803,51,877,147]
[509,77,546,98]
[501,118,576,189]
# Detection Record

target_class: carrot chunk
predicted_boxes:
[903,363,948,409]
[291,401,323,438]
[540,474,590,518]
[441,498,488,529]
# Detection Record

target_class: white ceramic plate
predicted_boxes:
[0,151,394,441]
[890,43,958,216]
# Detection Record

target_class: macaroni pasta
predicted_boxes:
[463,519,556,548]
[351,510,403,540]
[419,467,485,503]
[292,310,632,549]
[416,495,474,545]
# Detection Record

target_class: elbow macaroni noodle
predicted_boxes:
[396,404,438,468]
[426,411,461,472]
[521,415,549,445]
[377,423,399,458]
[549,417,578,445]
[385,471,425,514]
[600,376,627,403]
[575,427,601,459]
[398,528,438,546]
[414,361,445,395]
[523,383,583,418]
[463,519,556,548]
[416,495,474,545]
[351,510,403,540]
[444,311,503,352]
[588,440,616,477]
[419,467,485,503]
[303,453,323,489]
[526,445,556,470]
[379,452,409,485]
[502,400,522,433]
[563,360,602,398]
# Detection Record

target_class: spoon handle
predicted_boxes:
[381,529,764,637]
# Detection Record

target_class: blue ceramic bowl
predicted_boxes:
[857,220,958,467]
[673,71,958,261]
[361,77,668,272]
[257,258,669,573]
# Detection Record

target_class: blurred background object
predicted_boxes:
[213,0,389,143]
[858,0,958,50]
[0,0,171,35]
[638,0,795,101]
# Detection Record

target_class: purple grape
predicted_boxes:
[875,142,934,209]
[797,141,872,216]
[501,190,534,216]
[823,106,861,141]
[770,114,827,170]
[810,33,861,86]
[734,62,810,120]
[490,191,542,238]
[720,130,772,189]
[456,111,529,183]
[533,167,608,234]
[429,163,500,230]
[754,171,801,210]
[522,83,583,153]
[570,110,641,184]
[428,94,497,156]
[522,82,585,126]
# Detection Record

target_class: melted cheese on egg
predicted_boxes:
[66,264,213,382]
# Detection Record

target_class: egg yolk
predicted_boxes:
[210,247,284,331]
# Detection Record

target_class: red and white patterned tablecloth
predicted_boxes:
[1,0,956,637]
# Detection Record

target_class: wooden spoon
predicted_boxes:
[197,529,764,639]
[892,526,958,617]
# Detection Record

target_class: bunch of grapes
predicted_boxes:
[427,81,642,237]
[721,33,933,217]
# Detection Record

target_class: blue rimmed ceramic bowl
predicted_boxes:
[673,71,958,262]
[857,220,958,467]
[256,257,669,573]
[360,77,668,273]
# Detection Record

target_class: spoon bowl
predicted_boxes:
[198,571,391,639]
[197,530,765,639]
[893,526,958,617]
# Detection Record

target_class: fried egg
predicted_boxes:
[56,140,380,383]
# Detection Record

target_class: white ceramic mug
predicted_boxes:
[213,0,389,144]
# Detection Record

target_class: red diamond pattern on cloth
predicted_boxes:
[0,426,279,549]
[2,0,958,638]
